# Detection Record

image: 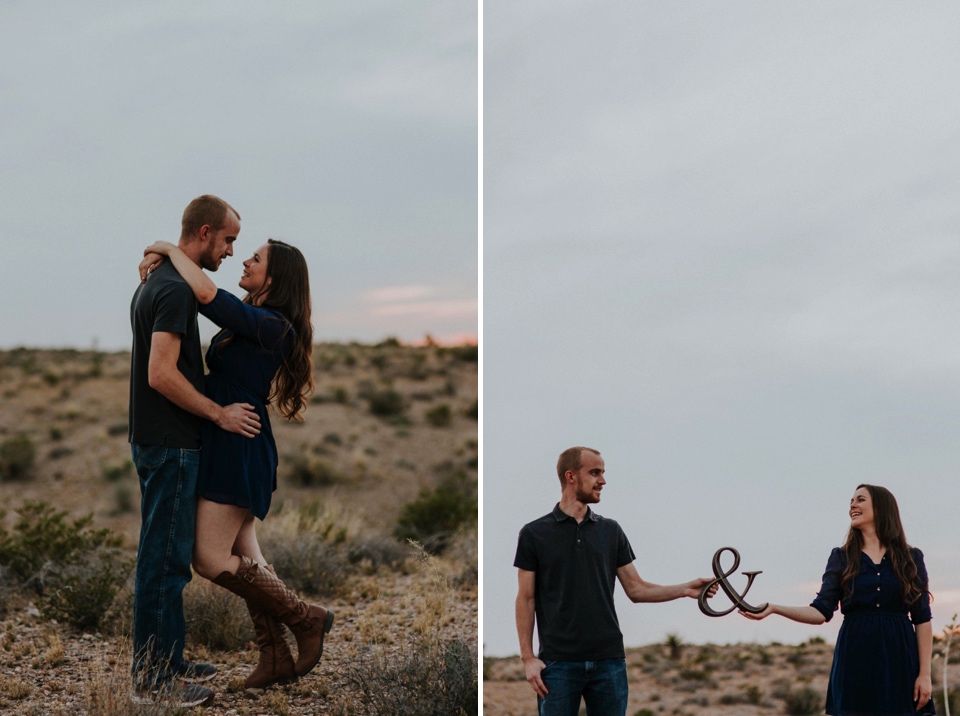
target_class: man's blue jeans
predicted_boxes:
[131,444,199,684]
[537,658,629,716]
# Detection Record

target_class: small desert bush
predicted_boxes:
[259,499,373,596]
[339,638,477,715]
[183,578,253,650]
[346,535,412,573]
[720,684,763,705]
[0,566,19,617]
[366,389,405,417]
[106,422,128,437]
[664,632,684,660]
[0,501,124,585]
[769,677,793,699]
[112,484,134,514]
[0,434,36,481]
[441,344,478,363]
[0,674,32,702]
[394,470,477,553]
[442,527,478,587]
[263,532,348,598]
[464,399,478,420]
[39,546,134,630]
[337,546,477,715]
[102,460,133,482]
[83,644,168,716]
[286,453,348,487]
[782,686,822,715]
[0,501,131,630]
[425,404,452,427]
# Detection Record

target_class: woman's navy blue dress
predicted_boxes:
[810,547,935,716]
[197,290,293,520]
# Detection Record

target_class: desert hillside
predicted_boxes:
[0,342,477,544]
[484,635,960,716]
[0,343,478,715]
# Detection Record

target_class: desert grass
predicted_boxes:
[333,543,477,715]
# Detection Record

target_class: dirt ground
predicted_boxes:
[0,344,479,715]
[484,637,960,716]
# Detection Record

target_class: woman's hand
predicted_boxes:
[138,241,178,282]
[139,253,164,283]
[144,240,177,257]
[739,604,776,621]
[914,672,931,711]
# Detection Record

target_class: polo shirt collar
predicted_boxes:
[551,503,598,522]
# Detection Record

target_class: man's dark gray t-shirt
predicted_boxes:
[514,504,636,661]
[128,260,204,448]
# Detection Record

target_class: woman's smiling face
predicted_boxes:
[239,243,271,297]
[849,486,874,530]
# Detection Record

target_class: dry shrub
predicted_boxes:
[443,527,478,587]
[425,403,452,427]
[38,546,134,630]
[259,500,359,597]
[783,686,823,715]
[0,674,32,702]
[334,544,477,715]
[394,470,477,554]
[83,643,168,716]
[0,434,36,481]
[183,577,253,651]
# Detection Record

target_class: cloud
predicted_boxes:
[362,285,435,303]
[359,284,477,319]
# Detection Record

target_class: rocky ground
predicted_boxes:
[483,636,960,716]
[0,345,479,715]
[0,569,478,715]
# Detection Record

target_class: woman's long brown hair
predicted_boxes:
[840,484,925,605]
[216,239,314,420]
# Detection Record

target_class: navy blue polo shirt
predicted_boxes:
[514,504,636,661]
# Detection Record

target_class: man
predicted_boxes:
[514,446,715,716]
[128,194,260,707]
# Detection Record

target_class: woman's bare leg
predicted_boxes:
[193,497,250,580]
[232,513,267,566]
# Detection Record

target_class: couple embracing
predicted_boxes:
[516,446,935,716]
[128,194,333,706]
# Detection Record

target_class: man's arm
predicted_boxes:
[148,332,260,436]
[616,562,714,603]
[515,568,548,698]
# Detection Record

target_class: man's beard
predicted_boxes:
[575,478,599,504]
[199,244,221,271]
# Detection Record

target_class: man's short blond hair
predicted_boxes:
[180,194,240,240]
[556,446,601,486]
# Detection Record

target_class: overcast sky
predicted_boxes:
[484,2,960,657]
[0,1,477,350]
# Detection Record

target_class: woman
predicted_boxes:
[740,484,934,715]
[140,238,333,690]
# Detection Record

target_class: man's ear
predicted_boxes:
[197,224,212,241]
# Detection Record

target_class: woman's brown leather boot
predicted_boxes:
[244,566,298,688]
[214,556,334,677]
